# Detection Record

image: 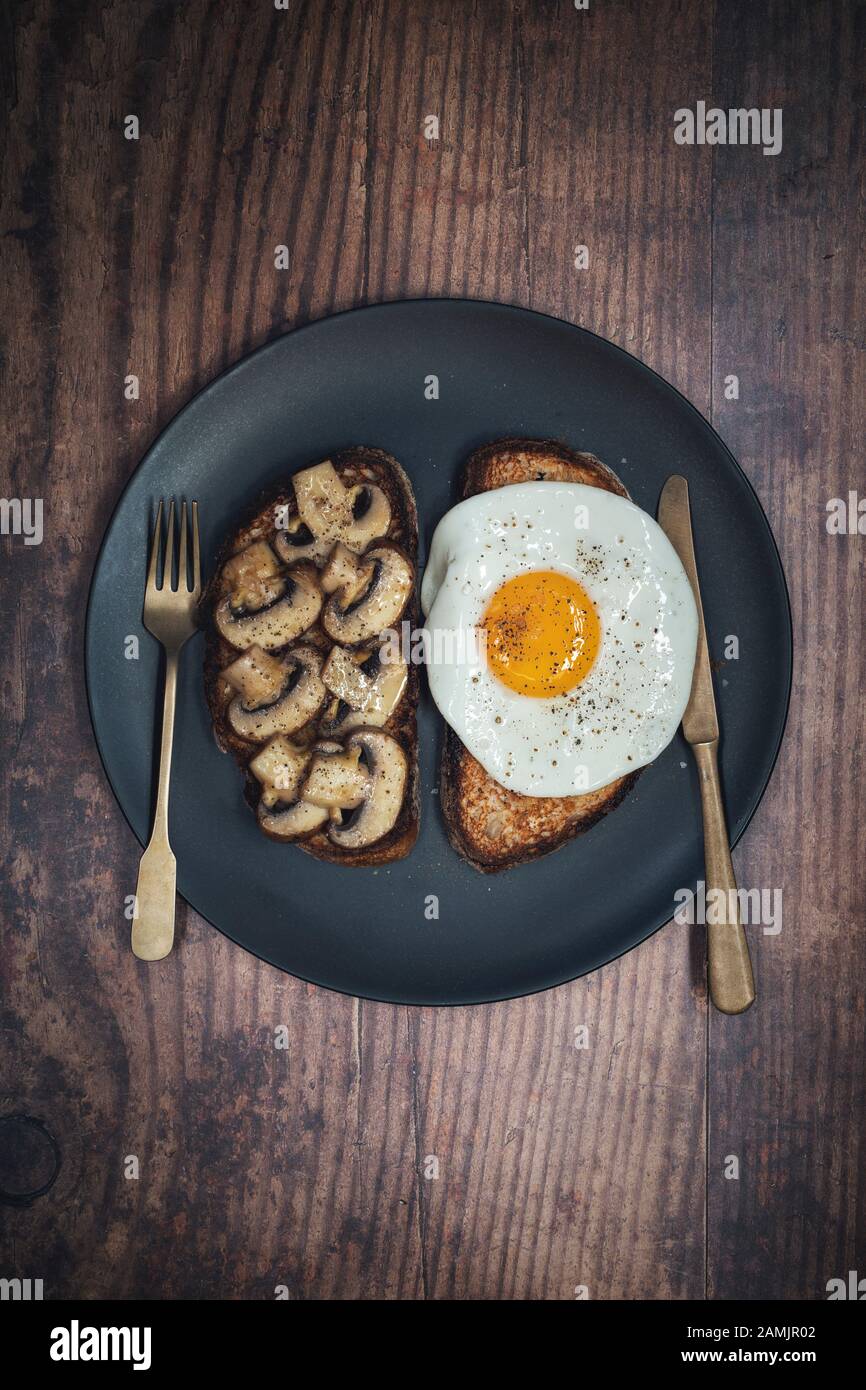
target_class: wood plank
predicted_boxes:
[0,0,421,1300]
[708,0,866,1299]
[367,0,712,1298]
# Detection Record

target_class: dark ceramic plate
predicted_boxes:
[85,300,792,1004]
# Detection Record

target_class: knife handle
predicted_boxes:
[692,740,756,1015]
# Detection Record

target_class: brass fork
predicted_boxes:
[132,499,201,961]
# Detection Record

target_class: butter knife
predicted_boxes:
[658,475,756,1015]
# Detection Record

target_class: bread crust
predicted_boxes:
[439,437,641,873]
[202,448,419,865]
[460,436,630,500]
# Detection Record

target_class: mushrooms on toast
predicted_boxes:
[203,448,419,864]
[250,730,408,852]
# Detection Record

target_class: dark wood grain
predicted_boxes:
[708,0,866,1300]
[0,0,862,1301]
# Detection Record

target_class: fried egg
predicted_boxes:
[420,483,698,797]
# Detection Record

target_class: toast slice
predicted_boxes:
[203,448,420,866]
[439,437,641,872]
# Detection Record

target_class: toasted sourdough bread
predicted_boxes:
[439,437,641,872]
[203,447,420,866]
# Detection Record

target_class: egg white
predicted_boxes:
[421,482,698,797]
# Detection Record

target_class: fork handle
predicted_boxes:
[132,651,179,961]
[693,739,756,1015]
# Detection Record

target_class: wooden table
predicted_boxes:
[2,0,863,1300]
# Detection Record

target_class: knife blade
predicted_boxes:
[657,474,755,1015]
[657,474,719,745]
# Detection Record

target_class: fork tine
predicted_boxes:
[164,498,176,590]
[191,499,201,595]
[178,500,188,592]
[147,500,164,592]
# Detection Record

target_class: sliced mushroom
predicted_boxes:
[273,462,391,562]
[215,562,322,650]
[320,644,407,734]
[258,797,329,841]
[221,644,287,708]
[274,517,335,566]
[224,645,326,742]
[294,460,352,535]
[319,542,375,601]
[221,540,283,609]
[251,736,326,841]
[249,735,311,799]
[300,743,368,810]
[343,483,390,550]
[321,542,414,646]
[313,739,344,755]
[327,730,408,851]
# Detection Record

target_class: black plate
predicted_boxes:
[85,300,792,1005]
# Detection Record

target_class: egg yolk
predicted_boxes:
[481,570,601,698]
